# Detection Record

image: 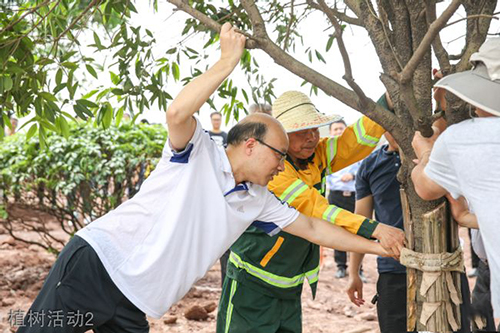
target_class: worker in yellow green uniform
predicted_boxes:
[216,91,403,333]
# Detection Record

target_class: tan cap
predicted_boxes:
[272,91,342,133]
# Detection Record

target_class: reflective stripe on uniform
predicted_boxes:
[279,179,308,204]
[305,266,320,284]
[326,137,338,174]
[225,279,238,333]
[322,205,341,224]
[230,252,318,289]
[354,117,380,147]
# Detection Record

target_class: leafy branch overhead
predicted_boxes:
[0,0,277,141]
[0,0,498,154]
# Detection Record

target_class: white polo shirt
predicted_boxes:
[77,118,299,318]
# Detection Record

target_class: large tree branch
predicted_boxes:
[426,1,451,74]
[166,0,258,49]
[283,0,295,51]
[167,0,221,33]
[240,0,268,38]
[307,0,363,26]
[166,0,402,137]
[343,0,361,18]
[455,0,497,72]
[399,0,460,84]
[317,0,370,110]
[445,13,500,28]
[355,1,401,77]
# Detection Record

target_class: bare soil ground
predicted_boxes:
[0,218,475,333]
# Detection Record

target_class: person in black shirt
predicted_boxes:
[208,111,228,148]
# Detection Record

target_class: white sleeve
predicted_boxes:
[253,190,300,236]
[424,134,462,199]
[161,117,211,162]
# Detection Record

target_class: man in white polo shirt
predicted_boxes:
[19,23,402,333]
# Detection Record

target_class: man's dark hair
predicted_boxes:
[227,121,268,146]
[210,111,222,118]
[329,119,347,130]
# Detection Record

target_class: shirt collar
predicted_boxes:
[221,149,257,197]
[382,144,399,156]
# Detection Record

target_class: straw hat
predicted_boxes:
[272,91,342,133]
[434,38,500,117]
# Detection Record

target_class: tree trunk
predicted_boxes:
[401,184,464,332]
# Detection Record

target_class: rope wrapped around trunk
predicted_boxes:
[400,247,465,331]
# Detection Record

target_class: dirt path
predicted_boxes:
[0,224,475,333]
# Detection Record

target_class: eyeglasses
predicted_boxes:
[254,138,287,163]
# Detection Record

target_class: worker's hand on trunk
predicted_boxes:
[371,223,404,259]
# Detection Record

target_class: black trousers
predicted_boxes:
[468,229,480,269]
[471,261,498,332]
[328,190,355,269]
[17,236,149,333]
[376,272,471,333]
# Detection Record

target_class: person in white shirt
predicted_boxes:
[412,38,500,320]
[19,23,403,333]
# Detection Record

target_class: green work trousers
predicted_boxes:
[216,277,302,333]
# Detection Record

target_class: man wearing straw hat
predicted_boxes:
[412,38,500,321]
[217,91,405,332]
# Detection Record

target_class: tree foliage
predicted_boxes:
[0,122,166,253]
[0,0,277,141]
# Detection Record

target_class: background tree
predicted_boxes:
[1,0,499,331]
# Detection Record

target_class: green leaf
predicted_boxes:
[135,60,143,78]
[186,47,199,55]
[26,124,38,140]
[102,104,113,129]
[38,118,57,132]
[38,126,47,149]
[110,72,120,85]
[115,107,124,126]
[82,90,99,99]
[74,102,93,119]
[6,62,24,74]
[55,68,63,85]
[39,92,57,102]
[166,47,177,55]
[241,89,249,104]
[76,99,98,109]
[53,83,66,94]
[59,116,70,138]
[86,64,98,79]
[93,32,102,49]
[315,50,326,63]
[36,57,55,66]
[172,63,180,81]
[3,76,13,92]
[326,34,335,52]
[61,62,78,70]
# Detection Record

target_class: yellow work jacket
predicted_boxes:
[270,115,385,235]
[227,116,385,299]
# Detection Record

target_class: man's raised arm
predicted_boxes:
[166,23,246,151]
